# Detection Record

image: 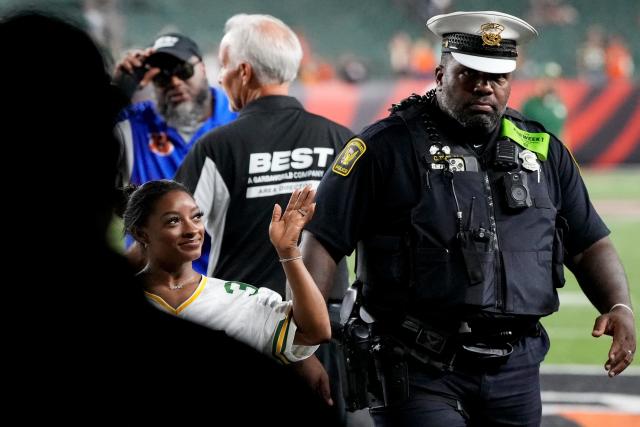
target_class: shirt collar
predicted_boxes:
[239,95,303,117]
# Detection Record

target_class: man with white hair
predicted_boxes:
[175,13,353,411]
[177,12,351,309]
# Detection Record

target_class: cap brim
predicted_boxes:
[451,51,516,74]
[149,48,192,62]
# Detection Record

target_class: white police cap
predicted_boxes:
[427,11,538,74]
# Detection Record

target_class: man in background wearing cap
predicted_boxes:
[113,33,237,273]
[299,10,635,426]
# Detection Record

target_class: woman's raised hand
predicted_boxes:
[269,186,316,258]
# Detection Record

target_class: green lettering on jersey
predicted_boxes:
[500,118,550,160]
[224,281,258,295]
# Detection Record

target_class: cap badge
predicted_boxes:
[480,23,504,46]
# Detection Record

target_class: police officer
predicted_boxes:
[299,10,636,426]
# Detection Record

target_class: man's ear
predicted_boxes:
[239,62,253,86]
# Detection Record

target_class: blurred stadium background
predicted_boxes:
[4,1,637,425]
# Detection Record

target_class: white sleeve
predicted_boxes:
[251,288,319,363]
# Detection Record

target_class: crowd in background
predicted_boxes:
[64,0,638,84]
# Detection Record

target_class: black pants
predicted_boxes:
[370,327,550,427]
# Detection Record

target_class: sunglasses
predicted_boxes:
[151,60,199,87]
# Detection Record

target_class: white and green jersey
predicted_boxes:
[145,276,317,364]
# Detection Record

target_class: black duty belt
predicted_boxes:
[395,316,541,371]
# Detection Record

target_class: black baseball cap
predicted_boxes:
[147,33,202,63]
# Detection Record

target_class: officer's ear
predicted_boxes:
[435,64,445,89]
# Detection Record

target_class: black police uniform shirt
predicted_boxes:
[306,96,609,322]
[176,95,352,296]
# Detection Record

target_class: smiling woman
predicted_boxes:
[117,179,330,363]
[119,181,204,295]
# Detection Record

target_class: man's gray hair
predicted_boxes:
[221,14,302,85]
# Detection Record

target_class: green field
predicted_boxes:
[542,167,640,365]
[578,167,640,200]
[542,219,640,364]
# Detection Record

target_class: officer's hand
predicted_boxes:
[269,186,316,259]
[290,355,333,406]
[592,307,636,376]
[113,48,160,90]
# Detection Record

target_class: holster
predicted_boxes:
[371,336,410,407]
[334,282,378,411]
[336,316,374,411]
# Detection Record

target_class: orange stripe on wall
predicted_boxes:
[507,80,537,110]
[374,78,434,121]
[303,81,360,128]
[561,411,640,427]
[563,81,633,151]
[593,102,640,169]
[494,80,589,113]
[555,80,590,114]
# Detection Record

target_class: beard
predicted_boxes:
[437,91,504,134]
[160,83,210,131]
